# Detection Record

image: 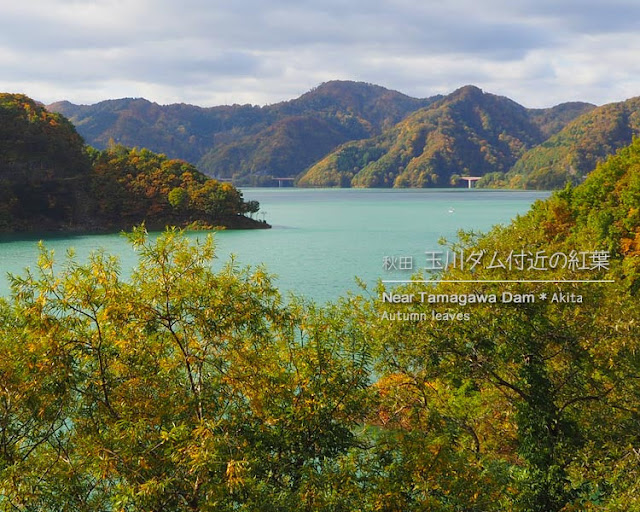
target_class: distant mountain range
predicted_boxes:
[299,85,595,187]
[47,81,640,189]
[49,81,437,186]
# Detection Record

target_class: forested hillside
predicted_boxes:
[364,138,640,509]
[50,83,599,189]
[0,94,264,231]
[298,86,594,187]
[89,145,264,230]
[0,94,94,230]
[1,132,638,511]
[49,83,640,191]
[49,81,437,185]
[504,96,640,189]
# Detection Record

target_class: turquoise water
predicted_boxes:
[0,189,550,302]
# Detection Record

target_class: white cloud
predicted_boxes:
[0,0,637,107]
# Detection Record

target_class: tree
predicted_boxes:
[0,227,372,511]
[168,186,189,209]
[361,140,640,510]
[243,200,260,218]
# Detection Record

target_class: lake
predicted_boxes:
[0,188,550,302]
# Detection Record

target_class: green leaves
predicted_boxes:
[91,145,260,230]
[362,139,640,511]
[0,228,375,511]
[1,135,639,511]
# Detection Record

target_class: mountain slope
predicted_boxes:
[367,138,640,511]
[1,94,266,232]
[507,97,640,189]
[197,116,357,185]
[527,101,596,139]
[48,98,268,164]
[299,85,553,187]
[49,81,436,185]
[0,93,93,229]
[197,81,438,184]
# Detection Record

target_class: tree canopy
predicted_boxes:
[0,139,639,511]
[0,94,264,232]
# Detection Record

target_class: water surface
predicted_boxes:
[0,188,550,302]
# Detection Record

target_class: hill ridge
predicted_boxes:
[46,82,605,188]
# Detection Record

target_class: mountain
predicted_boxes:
[197,116,355,185]
[0,93,93,230]
[50,83,615,189]
[527,101,596,139]
[48,81,437,185]
[0,93,266,232]
[48,98,268,165]
[298,86,594,187]
[505,97,640,189]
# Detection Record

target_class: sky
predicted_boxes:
[1,0,639,108]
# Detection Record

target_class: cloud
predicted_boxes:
[0,0,637,107]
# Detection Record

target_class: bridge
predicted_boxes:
[269,177,296,187]
[212,176,295,187]
[459,176,482,188]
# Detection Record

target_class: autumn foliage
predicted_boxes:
[0,94,264,232]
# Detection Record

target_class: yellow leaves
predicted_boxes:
[225,459,248,490]
[374,372,413,397]
[541,197,575,240]
[620,231,640,256]
[374,373,423,429]
[0,227,377,507]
